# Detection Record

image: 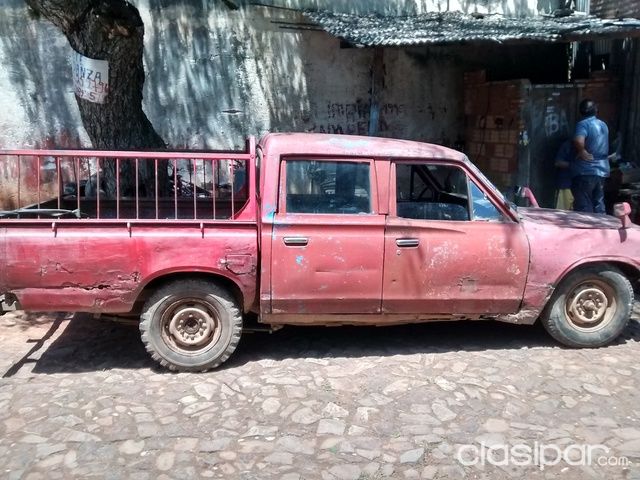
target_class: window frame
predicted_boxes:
[277,157,378,216]
[390,159,511,223]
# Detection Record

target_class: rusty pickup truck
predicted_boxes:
[0,133,638,371]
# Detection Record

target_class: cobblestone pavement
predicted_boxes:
[1,302,640,480]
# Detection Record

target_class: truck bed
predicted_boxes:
[0,141,259,315]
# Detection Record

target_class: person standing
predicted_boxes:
[571,99,610,213]
[554,140,575,210]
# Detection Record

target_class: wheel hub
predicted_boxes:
[567,284,611,328]
[168,307,215,347]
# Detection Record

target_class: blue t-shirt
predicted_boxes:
[572,116,610,177]
[554,140,574,189]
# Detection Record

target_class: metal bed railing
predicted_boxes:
[0,137,257,222]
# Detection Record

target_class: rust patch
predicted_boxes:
[115,271,141,283]
[40,261,73,276]
[61,282,110,290]
[55,263,72,274]
[457,277,478,293]
[223,255,256,275]
[495,308,541,325]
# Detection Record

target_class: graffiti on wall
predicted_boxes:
[544,106,571,138]
[306,101,406,135]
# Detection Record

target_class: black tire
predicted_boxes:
[139,280,242,372]
[541,266,633,348]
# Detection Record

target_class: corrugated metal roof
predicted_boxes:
[304,11,640,47]
[591,0,640,19]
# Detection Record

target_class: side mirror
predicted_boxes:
[515,186,540,208]
[613,202,632,229]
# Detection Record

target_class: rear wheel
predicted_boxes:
[140,280,242,372]
[541,266,633,347]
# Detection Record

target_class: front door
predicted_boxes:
[270,158,385,314]
[383,161,530,315]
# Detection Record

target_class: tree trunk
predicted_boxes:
[25,0,167,197]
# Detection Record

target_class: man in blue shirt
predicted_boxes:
[572,99,610,213]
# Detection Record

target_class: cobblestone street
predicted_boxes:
[1,303,640,480]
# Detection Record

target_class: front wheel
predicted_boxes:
[541,266,633,348]
[140,280,242,372]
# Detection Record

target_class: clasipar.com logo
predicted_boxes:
[456,442,632,470]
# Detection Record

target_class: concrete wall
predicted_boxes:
[139,4,376,150]
[1,1,491,151]
[0,6,88,149]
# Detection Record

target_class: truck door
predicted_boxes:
[270,158,385,314]
[382,160,529,315]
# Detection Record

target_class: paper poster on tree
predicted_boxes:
[71,51,109,104]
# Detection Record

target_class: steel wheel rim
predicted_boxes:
[161,298,222,355]
[565,279,617,332]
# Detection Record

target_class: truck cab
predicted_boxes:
[258,133,530,325]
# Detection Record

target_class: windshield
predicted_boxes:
[462,156,518,213]
[463,157,503,201]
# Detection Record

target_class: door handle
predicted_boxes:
[396,238,419,248]
[283,236,309,246]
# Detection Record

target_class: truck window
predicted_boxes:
[395,163,470,221]
[285,160,371,214]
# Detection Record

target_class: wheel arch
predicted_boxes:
[553,258,640,293]
[132,271,247,316]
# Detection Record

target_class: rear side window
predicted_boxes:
[285,160,371,214]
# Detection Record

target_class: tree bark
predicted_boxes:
[25,0,167,197]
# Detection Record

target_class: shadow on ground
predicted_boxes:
[7,311,638,375]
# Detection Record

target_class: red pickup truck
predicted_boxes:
[0,133,638,371]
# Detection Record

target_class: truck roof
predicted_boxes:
[258,133,467,162]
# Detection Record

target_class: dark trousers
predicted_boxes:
[571,175,605,214]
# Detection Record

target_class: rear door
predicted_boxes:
[383,160,530,315]
[270,158,385,314]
